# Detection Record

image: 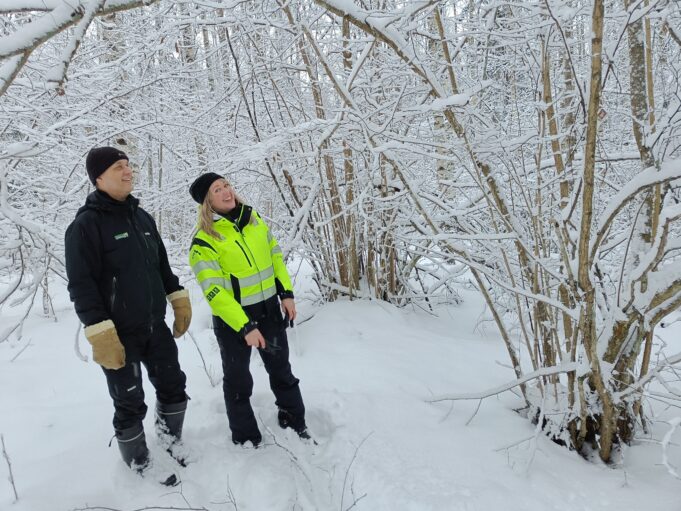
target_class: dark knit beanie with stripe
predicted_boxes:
[86,147,128,185]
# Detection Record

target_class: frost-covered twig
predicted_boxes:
[1,434,18,502]
[340,432,372,511]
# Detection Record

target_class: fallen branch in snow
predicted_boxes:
[465,399,483,426]
[494,435,536,453]
[1,434,18,502]
[9,338,31,362]
[71,506,210,510]
[427,362,579,402]
[186,329,220,387]
[340,432,372,511]
[224,475,239,511]
[661,418,681,479]
[261,421,313,488]
[343,492,368,511]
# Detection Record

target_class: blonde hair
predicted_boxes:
[198,194,221,240]
[196,180,251,240]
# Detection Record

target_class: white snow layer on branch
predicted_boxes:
[0,0,63,12]
[625,202,681,291]
[45,0,107,86]
[0,2,90,58]
[427,362,579,402]
[592,158,681,254]
[0,0,157,59]
[0,54,25,94]
[317,0,451,99]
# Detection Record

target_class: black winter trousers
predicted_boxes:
[213,297,305,444]
[102,320,187,432]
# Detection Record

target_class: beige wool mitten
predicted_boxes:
[84,320,125,370]
[168,289,192,338]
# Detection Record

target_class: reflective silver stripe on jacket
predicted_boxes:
[238,266,274,288]
[199,277,232,292]
[191,260,221,274]
[271,246,282,255]
[240,285,277,306]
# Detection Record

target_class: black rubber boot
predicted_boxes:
[116,424,178,486]
[156,400,188,466]
[278,409,315,443]
[116,424,150,471]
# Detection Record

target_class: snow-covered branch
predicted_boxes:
[0,0,159,95]
[428,362,579,402]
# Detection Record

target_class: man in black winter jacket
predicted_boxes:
[65,147,192,485]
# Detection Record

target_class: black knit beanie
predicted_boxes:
[86,146,128,185]
[189,172,223,204]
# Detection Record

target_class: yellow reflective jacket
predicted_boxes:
[189,204,293,332]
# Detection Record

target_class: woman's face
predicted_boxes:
[208,178,236,213]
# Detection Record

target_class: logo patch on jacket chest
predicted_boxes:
[114,232,129,240]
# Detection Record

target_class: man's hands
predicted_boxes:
[167,289,192,338]
[84,319,125,370]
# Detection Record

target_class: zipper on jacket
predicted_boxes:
[231,215,265,299]
[128,211,154,324]
[234,240,252,267]
[235,223,265,297]
[110,276,117,310]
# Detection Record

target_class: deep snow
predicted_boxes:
[1,280,680,511]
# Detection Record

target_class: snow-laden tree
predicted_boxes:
[310,0,681,462]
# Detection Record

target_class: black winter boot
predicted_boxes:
[232,434,262,448]
[116,424,178,486]
[278,409,315,443]
[156,399,188,467]
[116,424,150,471]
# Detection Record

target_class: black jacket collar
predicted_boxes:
[219,202,252,230]
[77,190,139,217]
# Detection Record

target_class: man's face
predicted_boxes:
[96,159,133,201]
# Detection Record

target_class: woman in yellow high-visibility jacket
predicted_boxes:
[188,172,309,446]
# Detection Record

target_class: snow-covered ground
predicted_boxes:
[1,280,680,511]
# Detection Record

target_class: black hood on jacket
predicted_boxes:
[76,190,139,217]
